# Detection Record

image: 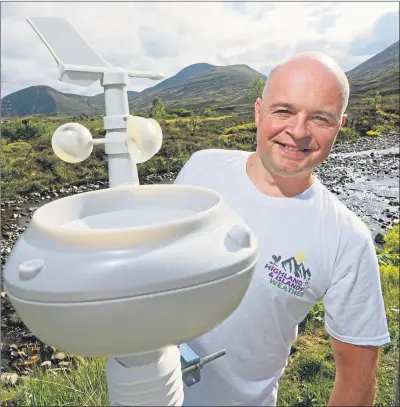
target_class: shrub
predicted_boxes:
[224,122,256,134]
[338,127,359,138]
[168,108,192,117]
[203,108,217,117]
[366,130,382,137]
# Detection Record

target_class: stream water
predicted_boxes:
[324,146,399,236]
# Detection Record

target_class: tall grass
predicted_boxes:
[2,358,108,406]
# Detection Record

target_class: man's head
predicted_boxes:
[254,52,349,179]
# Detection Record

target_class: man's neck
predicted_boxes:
[246,152,315,198]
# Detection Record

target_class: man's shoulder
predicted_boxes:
[187,148,248,166]
[175,148,249,184]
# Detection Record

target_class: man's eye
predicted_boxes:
[314,116,328,122]
[275,109,291,114]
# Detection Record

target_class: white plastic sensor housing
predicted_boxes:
[4,184,258,357]
[5,16,260,406]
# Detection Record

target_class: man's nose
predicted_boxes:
[287,116,309,139]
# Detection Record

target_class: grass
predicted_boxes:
[2,223,399,406]
[1,358,108,406]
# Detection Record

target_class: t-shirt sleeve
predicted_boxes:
[322,235,390,346]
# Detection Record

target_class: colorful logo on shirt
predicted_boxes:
[265,253,312,297]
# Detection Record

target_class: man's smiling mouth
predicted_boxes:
[275,141,311,152]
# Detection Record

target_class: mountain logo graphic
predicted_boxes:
[265,252,312,297]
[281,254,311,279]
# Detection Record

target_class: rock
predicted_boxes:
[8,313,22,326]
[374,233,385,245]
[40,361,52,368]
[52,352,66,361]
[1,372,18,385]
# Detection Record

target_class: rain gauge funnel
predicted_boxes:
[3,17,259,406]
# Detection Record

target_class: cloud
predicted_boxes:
[1,1,399,98]
[139,26,179,59]
[349,11,400,57]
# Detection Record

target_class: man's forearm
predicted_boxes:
[328,375,377,406]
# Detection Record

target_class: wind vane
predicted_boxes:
[28,16,164,187]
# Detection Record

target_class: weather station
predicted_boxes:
[3,17,259,406]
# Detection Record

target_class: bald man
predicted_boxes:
[175,52,390,406]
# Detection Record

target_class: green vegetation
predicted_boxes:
[1,96,398,201]
[1,357,108,406]
[2,223,398,406]
[0,112,251,200]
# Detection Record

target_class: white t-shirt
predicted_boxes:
[174,149,390,407]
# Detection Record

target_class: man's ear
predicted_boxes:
[255,97,262,128]
[340,114,347,128]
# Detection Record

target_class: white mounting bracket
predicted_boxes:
[27,16,164,187]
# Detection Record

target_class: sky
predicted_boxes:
[1,1,399,98]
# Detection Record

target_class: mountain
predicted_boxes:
[88,90,139,111]
[147,63,214,92]
[1,86,95,117]
[129,63,266,112]
[1,63,263,116]
[346,41,399,99]
[1,41,399,117]
[0,86,139,117]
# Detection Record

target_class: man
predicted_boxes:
[174,52,390,406]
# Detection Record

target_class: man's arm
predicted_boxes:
[328,336,380,406]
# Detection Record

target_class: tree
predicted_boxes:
[186,113,201,135]
[247,76,265,103]
[150,97,166,119]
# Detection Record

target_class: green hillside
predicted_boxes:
[130,64,266,113]
[347,41,399,108]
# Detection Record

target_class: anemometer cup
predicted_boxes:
[126,116,163,163]
[52,122,94,163]
[51,116,163,166]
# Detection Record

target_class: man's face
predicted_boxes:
[254,60,347,178]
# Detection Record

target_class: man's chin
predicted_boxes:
[260,156,311,178]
